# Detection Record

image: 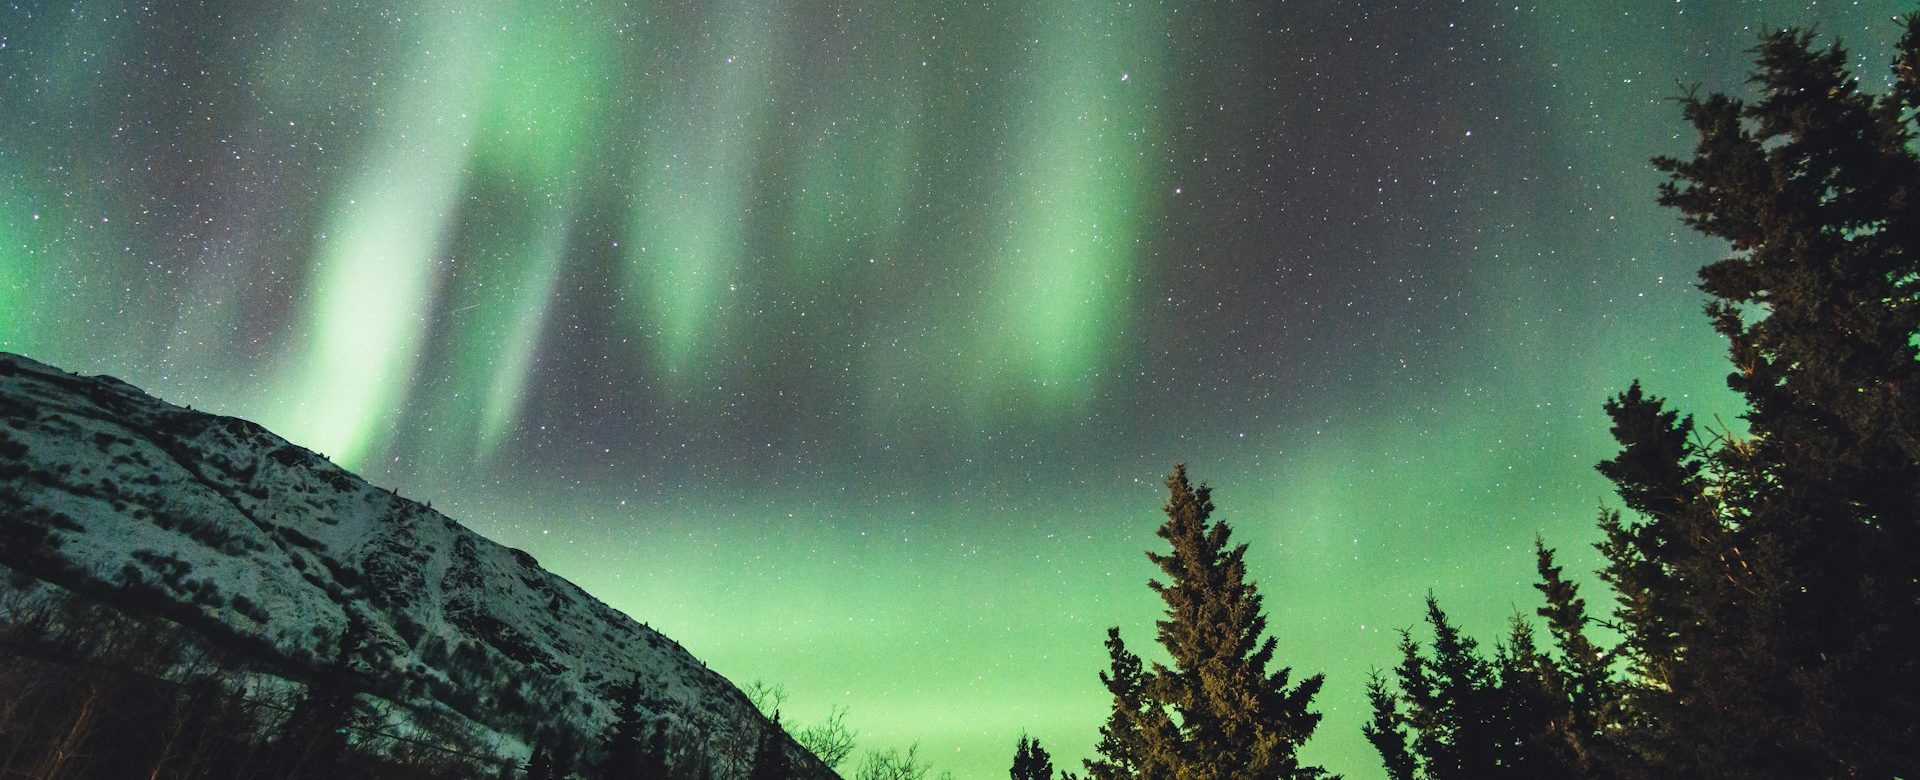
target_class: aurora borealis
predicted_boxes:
[2,1,1912,776]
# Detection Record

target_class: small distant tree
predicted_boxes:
[1088,465,1334,779]
[743,680,789,718]
[738,680,856,770]
[1523,542,1616,775]
[1011,734,1054,780]
[1085,628,1153,780]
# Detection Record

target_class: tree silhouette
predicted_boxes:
[1523,542,1614,776]
[1612,18,1920,775]
[1375,19,1920,779]
[525,737,557,780]
[854,744,931,780]
[1084,628,1155,780]
[795,706,857,770]
[1362,597,1578,780]
[1011,734,1055,780]
[1090,465,1333,780]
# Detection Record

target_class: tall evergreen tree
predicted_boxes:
[1526,542,1615,776]
[1490,617,1586,778]
[1362,672,1417,780]
[1090,465,1333,780]
[1606,18,1920,776]
[1011,735,1055,780]
[1085,628,1156,780]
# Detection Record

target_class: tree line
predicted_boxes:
[1011,19,1920,780]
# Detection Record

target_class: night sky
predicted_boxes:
[1,1,1909,777]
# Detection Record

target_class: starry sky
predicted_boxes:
[1,1,1910,777]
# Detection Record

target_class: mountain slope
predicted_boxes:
[0,351,832,778]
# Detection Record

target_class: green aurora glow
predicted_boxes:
[1,2,1909,777]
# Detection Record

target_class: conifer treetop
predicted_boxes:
[1096,464,1331,780]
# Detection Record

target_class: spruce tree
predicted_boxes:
[1501,18,1920,778]
[1602,18,1920,776]
[1361,672,1417,780]
[1397,598,1502,778]
[1526,543,1614,776]
[1012,735,1055,780]
[1490,617,1584,778]
[1085,628,1155,780]
[1362,598,1574,780]
[1090,465,1332,780]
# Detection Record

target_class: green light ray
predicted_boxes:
[478,213,572,457]
[779,5,925,287]
[413,178,577,472]
[982,0,1164,405]
[269,5,494,467]
[432,5,614,463]
[782,97,919,283]
[624,0,788,382]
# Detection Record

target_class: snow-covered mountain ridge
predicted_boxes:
[0,351,831,778]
